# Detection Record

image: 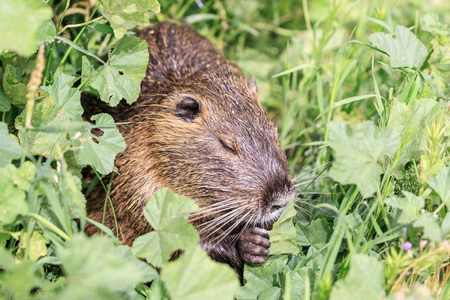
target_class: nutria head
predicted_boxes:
[124,65,295,241]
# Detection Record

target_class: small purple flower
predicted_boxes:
[403,241,412,251]
[195,0,204,9]
[402,227,407,235]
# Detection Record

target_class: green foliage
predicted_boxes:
[162,245,240,300]
[0,164,29,224]
[328,121,401,197]
[99,0,161,39]
[385,192,424,224]
[2,65,28,107]
[1,0,450,299]
[369,25,428,68]
[90,36,149,106]
[132,188,199,267]
[268,200,299,255]
[329,254,384,300]
[0,122,22,167]
[0,0,52,57]
[71,113,126,174]
[428,167,450,207]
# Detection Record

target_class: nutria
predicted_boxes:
[83,22,295,273]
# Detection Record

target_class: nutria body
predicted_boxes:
[84,22,295,272]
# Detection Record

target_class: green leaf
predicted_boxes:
[90,35,149,106]
[18,230,48,261]
[15,70,84,156]
[0,0,53,57]
[0,69,11,112]
[36,20,56,44]
[385,192,424,224]
[88,23,115,35]
[71,113,125,174]
[81,56,96,92]
[0,255,41,299]
[162,245,240,300]
[132,188,199,267]
[369,25,428,68]
[12,161,36,190]
[421,13,449,36]
[98,0,161,39]
[0,122,22,167]
[427,167,450,208]
[328,121,401,198]
[268,201,299,255]
[236,256,289,300]
[296,217,332,248]
[441,213,450,237]
[388,98,439,161]
[2,65,27,107]
[41,70,83,119]
[413,216,442,242]
[330,254,384,300]
[0,164,28,224]
[57,234,153,292]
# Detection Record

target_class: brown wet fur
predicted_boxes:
[83,22,295,274]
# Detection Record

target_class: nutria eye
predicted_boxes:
[176,97,200,122]
[220,139,237,154]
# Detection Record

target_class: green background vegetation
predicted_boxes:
[0,0,449,299]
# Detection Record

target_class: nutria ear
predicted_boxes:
[249,76,258,93]
[176,96,200,122]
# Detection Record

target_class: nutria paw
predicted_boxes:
[237,227,271,265]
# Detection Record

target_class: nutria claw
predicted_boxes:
[237,227,271,265]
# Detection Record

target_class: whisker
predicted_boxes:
[214,210,253,245]
[197,207,246,229]
[204,210,251,241]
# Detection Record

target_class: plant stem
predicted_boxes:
[29,213,71,241]
[56,2,100,72]
[57,16,104,35]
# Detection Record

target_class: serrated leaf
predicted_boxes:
[16,70,84,156]
[413,216,442,242]
[2,65,27,107]
[42,70,83,119]
[296,217,332,249]
[90,36,149,106]
[441,213,450,237]
[0,0,53,57]
[385,192,424,224]
[81,56,96,92]
[71,113,125,174]
[12,161,35,190]
[36,20,56,44]
[421,13,449,36]
[18,231,48,261]
[236,256,289,300]
[268,201,299,255]
[132,188,198,267]
[328,121,401,198]
[16,94,71,156]
[330,254,384,300]
[0,69,11,112]
[161,245,240,300]
[99,0,161,39]
[0,122,22,167]
[57,234,151,291]
[427,166,450,208]
[0,164,28,224]
[388,98,439,161]
[369,25,428,68]
[0,257,41,299]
